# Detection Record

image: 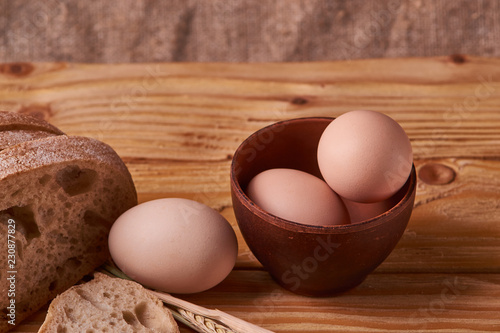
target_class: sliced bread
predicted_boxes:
[0,134,137,332]
[38,273,179,333]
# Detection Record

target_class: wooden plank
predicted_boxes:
[182,271,500,332]
[13,271,500,333]
[1,58,500,161]
[1,58,499,332]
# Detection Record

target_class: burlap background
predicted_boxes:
[1,0,499,63]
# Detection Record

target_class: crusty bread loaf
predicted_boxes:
[0,132,137,332]
[0,111,64,150]
[38,273,179,333]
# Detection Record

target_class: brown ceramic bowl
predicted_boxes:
[230,117,416,297]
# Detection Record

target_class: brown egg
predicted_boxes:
[246,168,350,226]
[108,198,238,294]
[342,196,396,223]
[317,110,413,203]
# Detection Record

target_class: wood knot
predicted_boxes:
[449,54,466,64]
[18,104,52,121]
[0,62,35,77]
[418,163,456,185]
[291,97,308,105]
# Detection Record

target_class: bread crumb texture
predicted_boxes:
[39,273,179,333]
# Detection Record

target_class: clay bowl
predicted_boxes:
[230,117,416,297]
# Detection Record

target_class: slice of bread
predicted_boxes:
[0,134,137,332]
[38,273,179,333]
[0,111,64,150]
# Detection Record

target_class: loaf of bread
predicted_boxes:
[0,112,137,332]
[38,273,179,333]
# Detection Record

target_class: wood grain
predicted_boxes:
[1,57,499,332]
[12,271,500,332]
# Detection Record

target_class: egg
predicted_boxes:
[317,110,413,203]
[246,168,350,226]
[108,198,238,294]
[342,196,396,223]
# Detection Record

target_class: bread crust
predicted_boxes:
[0,111,64,135]
[0,135,137,332]
[0,129,61,150]
[0,111,64,151]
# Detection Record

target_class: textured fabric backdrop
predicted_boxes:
[1,0,499,63]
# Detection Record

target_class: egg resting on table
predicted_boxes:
[108,198,238,294]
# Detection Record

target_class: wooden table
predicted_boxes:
[2,56,499,332]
